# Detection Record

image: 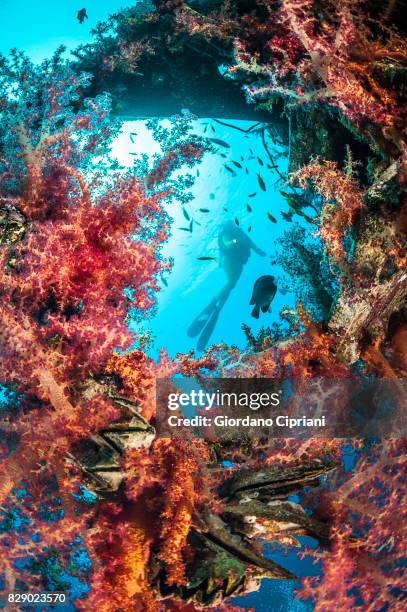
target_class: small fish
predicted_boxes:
[194,220,202,226]
[209,193,215,200]
[182,208,190,221]
[249,275,277,319]
[179,227,191,232]
[247,204,252,212]
[77,8,88,23]
[199,208,210,213]
[248,193,256,198]
[189,220,194,232]
[129,132,137,143]
[249,148,254,155]
[224,165,236,175]
[240,155,244,161]
[281,211,294,222]
[232,160,242,169]
[235,217,240,226]
[267,212,277,223]
[248,226,252,233]
[198,256,217,261]
[257,157,264,166]
[245,168,249,175]
[196,169,200,177]
[211,124,216,132]
[209,138,230,148]
[161,276,168,287]
[223,207,228,212]
[280,190,314,223]
[220,153,227,158]
[257,174,266,191]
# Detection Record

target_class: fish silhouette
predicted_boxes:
[250,275,277,319]
[77,8,88,24]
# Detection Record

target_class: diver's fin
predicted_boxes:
[261,303,270,313]
[197,306,221,352]
[251,304,260,319]
[187,315,210,338]
[187,297,218,337]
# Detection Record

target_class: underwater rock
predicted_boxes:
[72,1,279,124]
[68,396,155,496]
[289,108,349,174]
[222,499,330,544]
[72,405,336,605]
[148,458,337,606]
[199,511,296,578]
[218,461,337,501]
[363,161,402,209]
[328,160,406,363]
[0,206,26,246]
[329,271,407,364]
[151,530,266,606]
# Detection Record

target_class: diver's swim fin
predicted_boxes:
[197,306,221,352]
[187,314,211,338]
[251,304,260,319]
[187,298,218,338]
[261,303,270,313]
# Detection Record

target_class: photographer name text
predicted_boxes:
[167,414,326,428]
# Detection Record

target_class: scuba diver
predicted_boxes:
[187,220,266,351]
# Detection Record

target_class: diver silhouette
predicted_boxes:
[187,221,266,351]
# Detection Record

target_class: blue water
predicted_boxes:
[112,120,299,358]
[0,0,127,63]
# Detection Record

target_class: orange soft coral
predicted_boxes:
[124,438,209,588]
[293,158,363,262]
